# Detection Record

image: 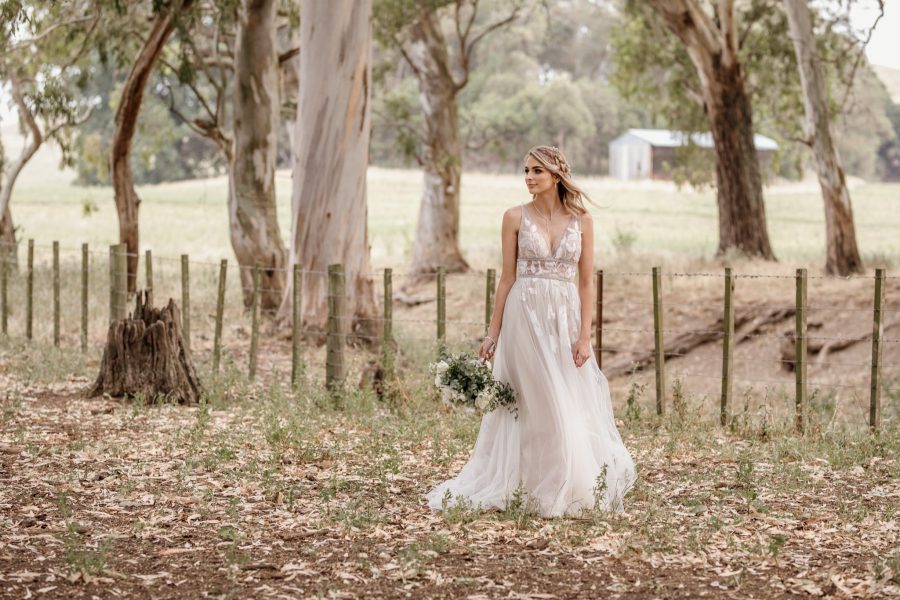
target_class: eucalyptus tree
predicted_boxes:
[374,0,524,283]
[614,0,876,270]
[783,0,873,275]
[108,0,196,292]
[0,0,96,264]
[280,0,379,342]
[618,0,777,260]
[157,0,295,309]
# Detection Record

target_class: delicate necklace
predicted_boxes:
[532,201,559,238]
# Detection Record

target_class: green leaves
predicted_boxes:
[372,0,454,46]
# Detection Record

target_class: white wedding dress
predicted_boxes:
[426,203,637,517]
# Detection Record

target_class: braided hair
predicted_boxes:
[524,145,593,216]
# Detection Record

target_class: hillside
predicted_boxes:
[873,63,900,103]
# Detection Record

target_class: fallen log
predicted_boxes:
[89,291,202,403]
[779,319,900,371]
[603,305,796,378]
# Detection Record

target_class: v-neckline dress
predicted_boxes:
[425,203,637,517]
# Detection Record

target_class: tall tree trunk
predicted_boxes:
[706,63,775,259]
[280,26,301,159]
[647,0,776,260]
[110,2,191,293]
[403,12,469,281]
[0,76,41,272]
[231,0,287,310]
[0,76,44,271]
[280,0,379,344]
[0,204,16,271]
[784,0,863,275]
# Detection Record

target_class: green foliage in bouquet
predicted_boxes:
[429,351,518,419]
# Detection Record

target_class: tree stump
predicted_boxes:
[89,291,202,403]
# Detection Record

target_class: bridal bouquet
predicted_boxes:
[429,351,518,419]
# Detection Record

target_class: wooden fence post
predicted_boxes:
[248,263,261,381]
[595,269,603,369]
[721,267,735,426]
[212,259,227,372]
[145,249,153,301]
[326,263,346,391]
[652,266,665,416]
[181,254,190,355]
[81,243,88,352]
[383,268,394,378]
[52,241,60,347]
[869,268,886,431]
[436,266,446,351]
[795,268,808,434]
[484,268,496,336]
[291,263,303,388]
[26,239,34,340]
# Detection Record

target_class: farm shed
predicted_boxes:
[608,128,778,180]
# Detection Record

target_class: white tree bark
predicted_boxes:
[0,76,42,246]
[784,0,863,275]
[232,0,288,309]
[280,0,379,343]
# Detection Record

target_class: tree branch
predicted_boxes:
[455,0,521,92]
[716,0,738,65]
[278,47,299,64]
[157,56,219,124]
[738,0,778,48]
[8,13,95,51]
[45,103,95,140]
[396,33,424,80]
[837,0,884,115]
[647,0,722,56]
[10,78,42,149]
[0,77,43,219]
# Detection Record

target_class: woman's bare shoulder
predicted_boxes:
[503,205,525,229]
[578,209,593,227]
[504,204,525,218]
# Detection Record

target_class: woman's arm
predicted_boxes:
[479,207,520,360]
[574,211,595,367]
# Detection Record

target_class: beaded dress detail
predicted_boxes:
[426,204,636,517]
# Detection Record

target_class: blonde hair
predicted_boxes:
[525,145,593,215]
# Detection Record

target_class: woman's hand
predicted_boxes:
[479,336,496,362]
[572,337,592,368]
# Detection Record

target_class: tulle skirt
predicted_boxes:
[425,276,637,517]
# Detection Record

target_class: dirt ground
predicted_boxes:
[0,374,897,599]
[0,268,898,599]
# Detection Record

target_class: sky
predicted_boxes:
[849,0,900,69]
[1,2,899,124]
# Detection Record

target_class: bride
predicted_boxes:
[426,145,637,518]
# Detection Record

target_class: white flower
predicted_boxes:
[475,391,490,411]
[440,387,453,405]
[435,360,449,374]
[434,374,442,387]
[485,360,492,370]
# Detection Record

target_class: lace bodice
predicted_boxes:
[516,203,582,282]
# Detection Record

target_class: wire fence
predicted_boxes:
[0,238,896,431]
